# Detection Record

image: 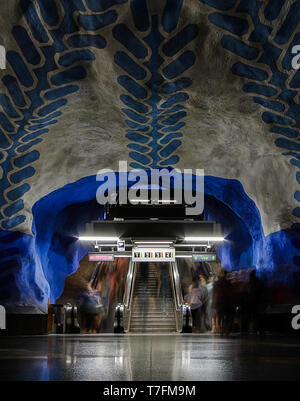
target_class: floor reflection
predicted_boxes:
[0,334,300,381]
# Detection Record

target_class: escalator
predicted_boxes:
[130,263,176,333]
[114,260,192,333]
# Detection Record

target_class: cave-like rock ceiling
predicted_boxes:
[0,0,299,238]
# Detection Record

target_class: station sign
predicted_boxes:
[132,247,175,262]
[192,254,217,262]
[88,253,115,262]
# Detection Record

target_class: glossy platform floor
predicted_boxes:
[0,334,300,381]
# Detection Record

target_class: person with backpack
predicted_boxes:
[79,284,105,333]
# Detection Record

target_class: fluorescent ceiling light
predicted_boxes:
[185,244,212,247]
[79,236,119,241]
[185,237,224,242]
[134,241,173,244]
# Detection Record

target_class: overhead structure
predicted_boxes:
[79,220,223,261]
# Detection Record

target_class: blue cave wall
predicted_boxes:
[1,172,299,309]
[203,194,254,271]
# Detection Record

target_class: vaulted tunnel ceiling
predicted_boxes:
[0,0,299,236]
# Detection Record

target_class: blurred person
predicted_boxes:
[212,273,222,333]
[199,261,212,281]
[198,275,209,332]
[115,258,129,302]
[230,270,249,333]
[191,262,199,281]
[79,283,104,333]
[212,270,234,334]
[188,279,208,333]
[204,276,214,331]
[96,264,112,332]
[247,269,266,335]
[97,265,111,311]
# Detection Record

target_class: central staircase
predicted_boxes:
[130,263,176,333]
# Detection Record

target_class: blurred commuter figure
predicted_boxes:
[247,270,266,334]
[212,270,234,334]
[205,276,214,331]
[95,264,112,332]
[96,265,111,310]
[228,269,249,333]
[189,279,208,333]
[79,284,105,333]
[191,262,200,281]
[114,258,129,302]
[212,273,222,333]
[198,275,209,332]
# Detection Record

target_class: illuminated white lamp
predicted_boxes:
[78,236,119,242]
[184,237,224,242]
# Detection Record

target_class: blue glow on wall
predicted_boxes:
[0,173,298,308]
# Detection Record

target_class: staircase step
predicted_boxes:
[131,319,175,324]
[133,304,174,307]
[133,304,174,306]
[131,316,174,319]
[130,324,176,329]
[131,313,175,318]
[134,300,173,304]
[131,322,175,326]
[130,264,175,333]
[132,310,174,313]
[131,310,174,313]
[132,310,174,314]
[131,310,174,314]
[130,329,177,333]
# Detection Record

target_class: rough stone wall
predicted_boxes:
[0,0,298,234]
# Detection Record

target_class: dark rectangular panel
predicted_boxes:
[84,220,222,240]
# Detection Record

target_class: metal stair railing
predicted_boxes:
[169,261,192,333]
[114,260,137,333]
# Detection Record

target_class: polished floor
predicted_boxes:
[0,334,300,381]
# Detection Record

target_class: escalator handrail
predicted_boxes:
[123,259,134,308]
[169,261,192,332]
[171,262,183,309]
[122,260,137,332]
[169,261,184,332]
[89,262,101,288]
